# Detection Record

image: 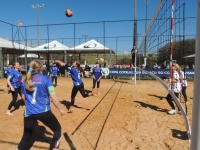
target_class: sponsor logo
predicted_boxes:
[32,77,42,81]
[84,42,97,48]
[102,68,109,76]
[43,44,56,49]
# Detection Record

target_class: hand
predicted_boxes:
[10,87,15,91]
[59,108,65,116]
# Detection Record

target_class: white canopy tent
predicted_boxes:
[70,39,115,65]
[0,37,32,50]
[28,40,71,72]
[28,40,70,52]
[18,53,44,58]
[70,39,115,54]
[0,38,32,78]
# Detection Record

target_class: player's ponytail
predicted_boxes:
[25,60,43,91]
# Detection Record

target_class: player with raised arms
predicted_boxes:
[17,60,65,150]
[55,60,93,113]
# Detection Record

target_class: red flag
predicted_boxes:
[18,21,23,26]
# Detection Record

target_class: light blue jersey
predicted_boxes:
[22,74,54,117]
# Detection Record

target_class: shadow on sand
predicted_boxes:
[0,89,5,92]
[60,100,90,111]
[10,99,25,113]
[148,94,166,100]
[171,129,189,140]
[63,132,76,150]
[134,101,168,113]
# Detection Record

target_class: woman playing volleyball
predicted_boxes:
[5,62,13,95]
[180,66,188,103]
[17,60,65,150]
[55,60,93,113]
[165,63,182,115]
[6,62,23,115]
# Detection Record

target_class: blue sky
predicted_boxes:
[0,0,197,54]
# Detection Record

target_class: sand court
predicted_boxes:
[0,77,193,150]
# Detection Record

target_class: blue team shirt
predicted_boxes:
[6,67,13,78]
[22,74,53,117]
[8,70,22,88]
[51,66,58,77]
[93,67,102,80]
[68,66,82,86]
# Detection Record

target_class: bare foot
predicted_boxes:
[6,112,13,116]
[88,92,94,96]
[67,106,73,113]
[67,110,73,113]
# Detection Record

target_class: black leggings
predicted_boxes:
[132,55,136,66]
[8,87,22,110]
[52,76,57,86]
[18,110,61,149]
[71,82,88,105]
[181,86,187,102]
[166,92,180,110]
[93,78,100,88]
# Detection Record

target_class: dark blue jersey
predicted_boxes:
[51,66,58,77]
[22,74,54,117]
[68,66,82,86]
[7,69,22,88]
[93,67,102,80]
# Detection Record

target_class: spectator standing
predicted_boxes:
[131,46,137,66]
[51,63,59,87]
[92,62,102,94]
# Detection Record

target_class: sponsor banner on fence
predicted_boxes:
[107,68,194,77]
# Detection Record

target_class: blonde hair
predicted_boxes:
[174,63,183,81]
[25,60,43,91]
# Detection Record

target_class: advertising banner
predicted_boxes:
[107,68,194,77]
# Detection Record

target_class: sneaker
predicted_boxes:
[168,109,177,115]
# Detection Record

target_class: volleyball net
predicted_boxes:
[138,0,195,67]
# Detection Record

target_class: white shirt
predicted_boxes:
[171,71,181,93]
[180,71,188,87]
